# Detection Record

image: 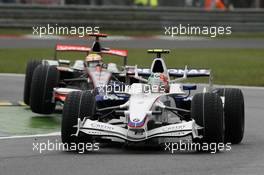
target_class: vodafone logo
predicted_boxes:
[56,45,90,51]
[102,49,128,57]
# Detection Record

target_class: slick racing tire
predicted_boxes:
[23,60,42,105]
[216,88,245,144]
[30,64,59,114]
[61,91,96,146]
[191,93,224,152]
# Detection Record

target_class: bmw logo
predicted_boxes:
[133,118,140,122]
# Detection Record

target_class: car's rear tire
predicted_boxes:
[61,91,96,145]
[191,93,224,151]
[30,64,59,114]
[23,60,42,105]
[216,88,245,144]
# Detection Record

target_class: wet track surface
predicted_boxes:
[0,74,264,175]
[0,74,24,101]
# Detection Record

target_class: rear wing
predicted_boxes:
[101,49,128,57]
[56,44,91,52]
[126,67,213,88]
[168,69,211,77]
[54,44,128,66]
[126,68,211,77]
[101,49,128,66]
[55,44,91,59]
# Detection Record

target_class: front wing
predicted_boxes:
[74,119,202,142]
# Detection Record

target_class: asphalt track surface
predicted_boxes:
[0,37,264,48]
[0,74,24,102]
[1,74,264,175]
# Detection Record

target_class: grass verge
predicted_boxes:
[0,48,263,86]
[0,107,60,135]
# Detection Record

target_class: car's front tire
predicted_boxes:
[61,91,96,145]
[191,93,224,152]
[23,60,42,105]
[30,64,59,114]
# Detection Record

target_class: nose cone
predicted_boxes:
[128,116,147,128]
[127,93,159,129]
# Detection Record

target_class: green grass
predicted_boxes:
[0,48,264,86]
[0,107,60,135]
[0,28,31,35]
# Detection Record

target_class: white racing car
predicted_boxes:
[61,49,244,151]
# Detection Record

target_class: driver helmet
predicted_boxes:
[85,53,102,67]
[147,73,169,93]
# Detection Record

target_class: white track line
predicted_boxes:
[24,34,65,40]
[0,132,60,140]
[154,35,209,41]
[0,73,25,77]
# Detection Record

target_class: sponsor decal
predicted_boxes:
[91,123,114,131]
[162,124,187,132]
[56,45,90,51]
[132,118,140,122]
